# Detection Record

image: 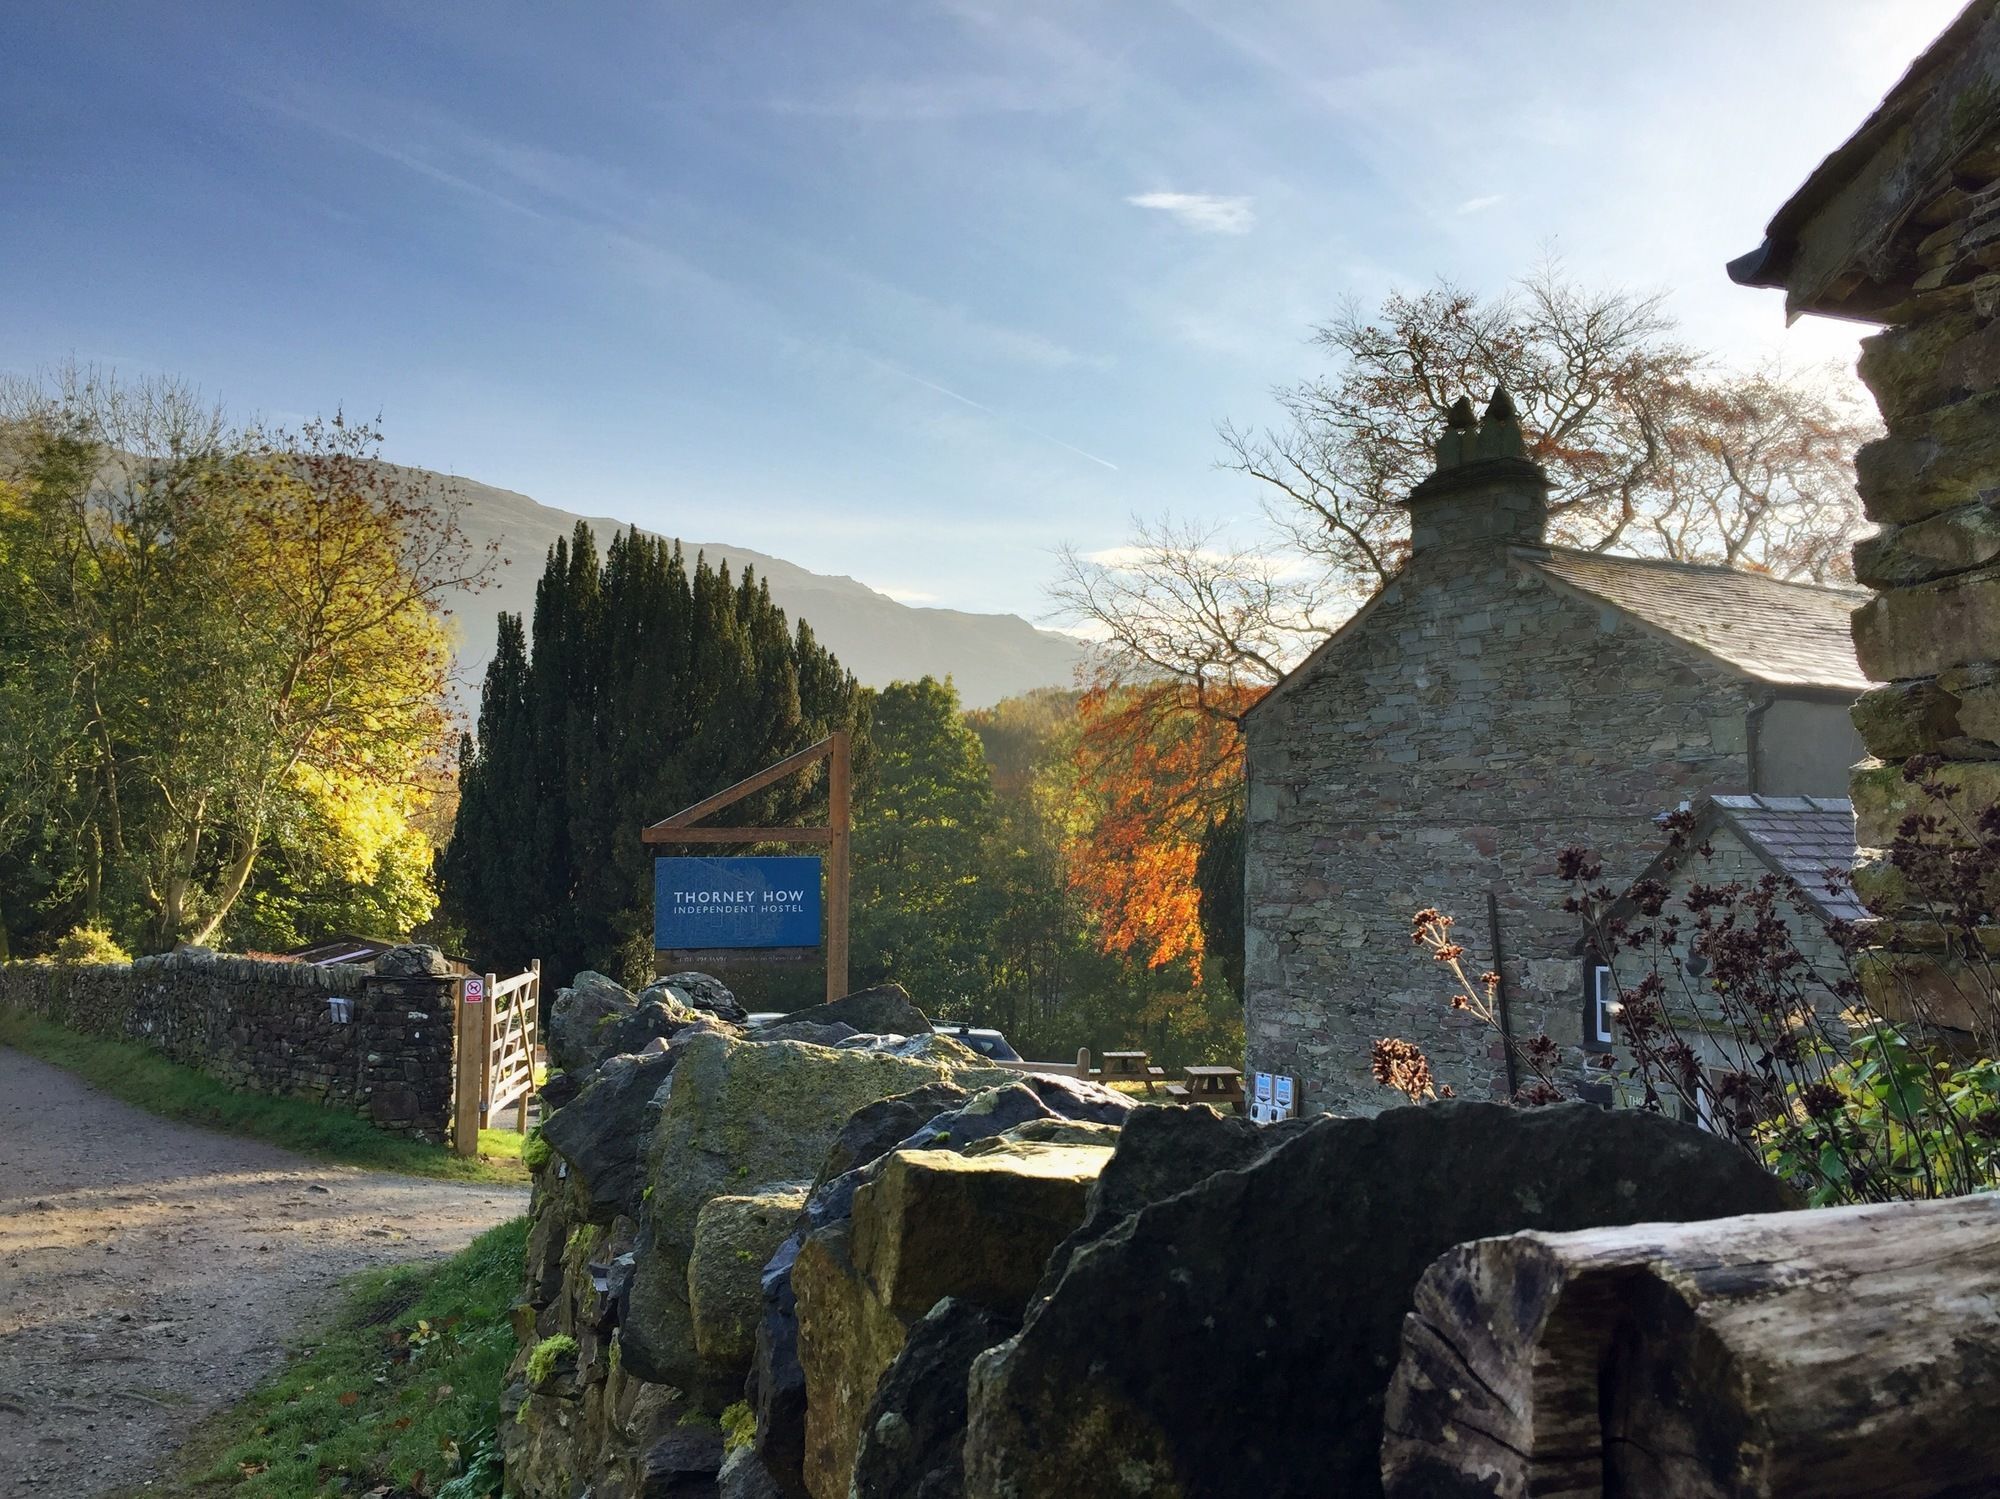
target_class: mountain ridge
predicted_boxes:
[428,469,1087,712]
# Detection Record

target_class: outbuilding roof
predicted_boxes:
[1521,548,1870,692]
[1608,794,1866,929]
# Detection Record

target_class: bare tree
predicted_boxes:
[1060,264,1875,695]
[1049,516,1332,696]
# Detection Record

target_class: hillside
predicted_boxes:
[429,471,1086,711]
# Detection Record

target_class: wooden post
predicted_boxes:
[479,971,498,1132]
[451,976,481,1158]
[516,959,540,1133]
[825,729,851,1004]
[1077,1047,1091,1081]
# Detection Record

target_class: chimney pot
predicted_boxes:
[1405,390,1550,554]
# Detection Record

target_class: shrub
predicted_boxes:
[47,923,131,965]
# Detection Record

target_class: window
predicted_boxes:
[1586,964,1617,1049]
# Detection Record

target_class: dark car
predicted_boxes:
[933,1020,1022,1063]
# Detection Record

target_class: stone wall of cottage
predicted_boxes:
[0,946,458,1139]
[1244,546,1759,1115]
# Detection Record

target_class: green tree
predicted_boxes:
[852,677,996,1013]
[441,526,863,985]
[0,373,476,954]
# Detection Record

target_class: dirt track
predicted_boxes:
[0,1046,529,1497]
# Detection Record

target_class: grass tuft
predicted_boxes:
[132,1216,530,1499]
[0,1008,527,1184]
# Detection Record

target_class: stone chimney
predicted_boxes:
[1404,388,1550,554]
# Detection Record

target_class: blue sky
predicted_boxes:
[0,0,1962,621]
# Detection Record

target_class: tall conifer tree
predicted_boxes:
[442,527,861,983]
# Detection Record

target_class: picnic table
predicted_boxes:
[1098,1049,1168,1095]
[1183,1065,1245,1114]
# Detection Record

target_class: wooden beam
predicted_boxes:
[1382,1194,2000,1499]
[646,737,832,832]
[825,729,851,1003]
[641,824,832,845]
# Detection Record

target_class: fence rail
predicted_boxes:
[452,961,541,1157]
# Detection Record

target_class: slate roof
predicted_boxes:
[1602,794,1866,931]
[1709,794,1868,923]
[1521,547,1870,692]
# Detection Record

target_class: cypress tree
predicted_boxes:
[442,528,861,985]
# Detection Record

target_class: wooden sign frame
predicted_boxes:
[642,731,850,1002]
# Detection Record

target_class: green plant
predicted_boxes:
[525,1334,578,1386]
[1760,1021,2000,1206]
[142,1217,527,1498]
[721,1400,756,1454]
[521,1125,552,1171]
[47,923,131,965]
[434,1435,504,1499]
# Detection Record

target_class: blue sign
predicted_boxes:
[654,856,822,950]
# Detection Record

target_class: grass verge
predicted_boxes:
[133,1216,528,1499]
[0,1008,528,1184]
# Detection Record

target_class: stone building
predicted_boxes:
[1729,0,2000,1041]
[1589,793,1864,1115]
[1242,397,1869,1115]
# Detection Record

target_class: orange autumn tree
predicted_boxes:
[1066,680,1264,979]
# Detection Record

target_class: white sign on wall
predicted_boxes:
[1250,1071,1299,1125]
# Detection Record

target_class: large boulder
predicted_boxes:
[851,1298,1017,1499]
[1037,1103,1308,1294]
[749,1078,1117,1495]
[762,982,933,1039]
[749,1082,970,1499]
[621,1032,1007,1392]
[596,995,704,1061]
[796,1141,1113,1499]
[689,1184,811,1383]
[537,1049,676,1222]
[548,971,646,1072]
[815,1083,973,1187]
[639,1425,727,1496]
[962,1101,1800,1499]
[1015,1072,1136,1125]
[851,1143,1114,1320]
[650,969,749,1023]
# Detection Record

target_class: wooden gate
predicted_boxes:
[452,961,541,1157]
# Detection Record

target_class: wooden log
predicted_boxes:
[1381,1195,2000,1499]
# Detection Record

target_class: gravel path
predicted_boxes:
[0,1046,530,1497]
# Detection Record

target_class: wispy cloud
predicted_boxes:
[873,584,940,604]
[870,358,1119,471]
[767,74,1079,122]
[1126,191,1254,235]
[1456,193,1505,216]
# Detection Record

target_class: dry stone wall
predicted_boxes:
[0,947,457,1139]
[1849,299,2000,1022]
